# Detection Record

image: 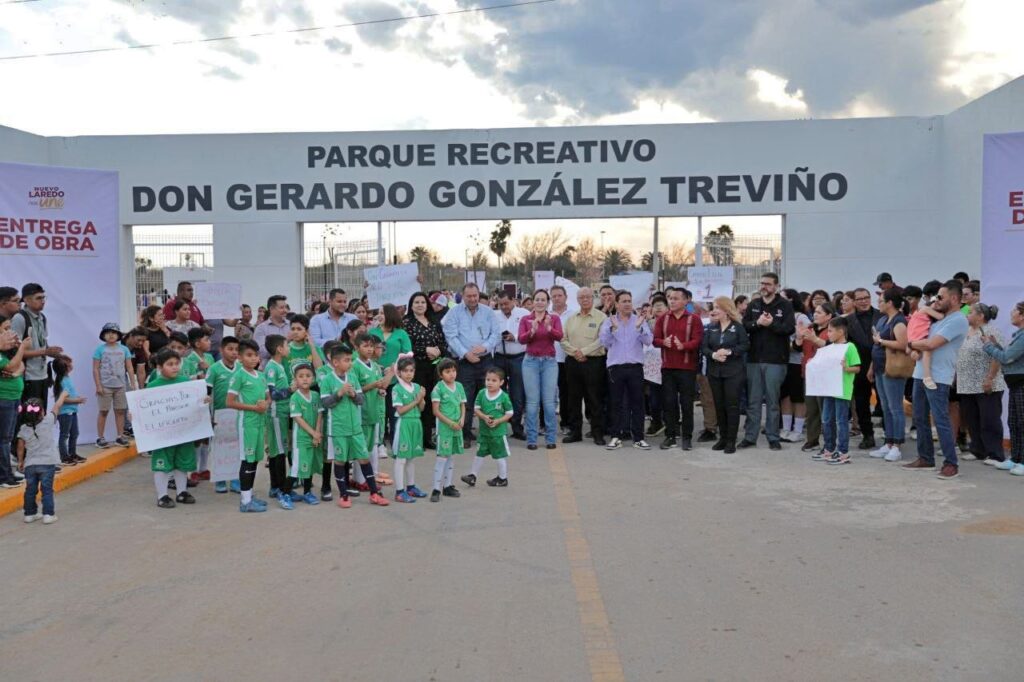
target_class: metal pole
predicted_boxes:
[695,216,704,268]
[652,217,660,287]
[377,221,384,266]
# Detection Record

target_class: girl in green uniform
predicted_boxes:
[391,357,426,503]
[430,358,465,502]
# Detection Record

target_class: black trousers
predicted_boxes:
[662,368,696,439]
[852,355,874,437]
[558,361,569,429]
[708,371,744,443]
[608,364,645,441]
[456,354,493,441]
[565,356,606,438]
[960,391,1005,461]
[414,359,438,448]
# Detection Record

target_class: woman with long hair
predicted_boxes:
[870,289,909,462]
[702,296,749,453]
[518,290,563,450]
[140,304,171,355]
[371,303,412,440]
[983,301,1024,474]
[404,291,449,449]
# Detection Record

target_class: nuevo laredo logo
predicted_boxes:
[28,186,65,210]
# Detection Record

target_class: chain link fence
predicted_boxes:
[132,225,214,311]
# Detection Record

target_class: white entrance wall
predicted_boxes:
[3,76,1024,326]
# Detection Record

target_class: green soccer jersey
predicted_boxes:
[392,381,422,421]
[147,373,189,389]
[475,389,513,437]
[289,390,322,448]
[431,380,466,422]
[205,360,237,410]
[227,367,269,429]
[350,357,384,426]
[181,351,214,380]
[285,342,325,383]
[315,364,332,387]
[319,370,363,437]
[264,358,291,413]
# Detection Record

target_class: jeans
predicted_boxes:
[58,413,79,461]
[662,368,696,439]
[494,354,525,431]
[822,397,851,453]
[744,363,787,444]
[708,371,744,443]
[608,364,645,441]
[0,398,19,483]
[912,379,957,467]
[523,355,558,445]
[456,354,494,441]
[875,374,906,444]
[23,464,56,516]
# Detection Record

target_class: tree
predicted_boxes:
[489,219,512,270]
[640,251,667,271]
[470,250,489,271]
[409,245,437,266]
[704,224,735,266]
[571,237,602,285]
[601,248,633,278]
[514,227,570,275]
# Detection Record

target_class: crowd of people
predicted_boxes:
[2,268,1022,521]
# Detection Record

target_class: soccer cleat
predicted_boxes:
[229,479,241,494]
[214,481,228,493]
[278,494,294,510]
[606,437,622,450]
[239,500,267,513]
[486,476,508,487]
[442,485,461,497]
[42,514,58,525]
[268,487,282,499]
[430,490,441,503]
[633,440,651,450]
[157,495,176,509]
[406,485,427,498]
[302,492,320,505]
[24,512,42,523]
[345,487,362,497]
[394,490,416,503]
[357,482,371,492]
[338,496,352,509]
[369,492,390,506]
[320,490,333,501]
[461,473,477,487]
[175,491,196,504]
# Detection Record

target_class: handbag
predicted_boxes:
[884,347,915,379]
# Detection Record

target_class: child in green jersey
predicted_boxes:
[264,334,302,509]
[226,340,271,513]
[462,368,514,488]
[198,335,239,487]
[391,357,427,503]
[288,363,323,506]
[430,358,465,502]
[319,345,389,509]
[181,327,214,381]
[148,348,210,508]
[284,314,324,383]
[351,333,394,490]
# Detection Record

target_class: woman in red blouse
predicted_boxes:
[518,290,564,450]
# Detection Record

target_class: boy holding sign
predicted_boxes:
[227,340,271,513]
[817,317,861,466]
[148,348,207,509]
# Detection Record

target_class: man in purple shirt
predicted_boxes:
[599,290,653,450]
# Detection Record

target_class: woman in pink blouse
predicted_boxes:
[518,289,564,450]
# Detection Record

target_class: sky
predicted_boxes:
[3,0,1023,262]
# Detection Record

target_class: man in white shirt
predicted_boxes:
[550,284,577,435]
[493,290,529,439]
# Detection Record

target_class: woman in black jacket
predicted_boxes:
[703,296,750,453]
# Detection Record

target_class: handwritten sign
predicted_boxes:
[533,270,555,292]
[610,272,654,307]
[805,342,847,398]
[127,380,213,453]
[211,408,240,482]
[364,262,420,309]
[194,282,243,319]
[686,266,734,303]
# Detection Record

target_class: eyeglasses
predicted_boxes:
[854,296,871,302]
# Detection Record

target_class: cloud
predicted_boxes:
[205,65,242,81]
[324,37,353,54]
[340,0,404,50]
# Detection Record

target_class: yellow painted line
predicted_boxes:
[0,444,137,518]
[547,445,626,682]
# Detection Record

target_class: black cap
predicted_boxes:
[873,272,893,286]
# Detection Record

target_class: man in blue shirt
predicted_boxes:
[904,280,970,480]
[310,288,357,349]
[442,282,500,445]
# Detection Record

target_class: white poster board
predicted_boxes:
[194,282,242,320]
[533,270,555,292]
[686,266,735,303]
[364,262,420,309]
[465,270,487,293]
[610,272,654,306]
[805,343,848,398]
[0,162,120,442]
[126,380,214,452]
[211,408,241,482]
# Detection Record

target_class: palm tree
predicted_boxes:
[601,248,633,278]
[409,245,435,266]
[640,251,667,271]
[704,225,735,266]
[489,219,512,270]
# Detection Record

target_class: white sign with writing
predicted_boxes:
[194,282,243,319]
[364,262,420,309]
[211,408,241,482]
[127,380,213,453]
[805,342,848,398]
[465,270,487,293]
[610,272,654,307]
[533,270,555,292]
[686,266,734,303]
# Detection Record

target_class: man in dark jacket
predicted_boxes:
[738,273,795,450]
[847,287,882,448]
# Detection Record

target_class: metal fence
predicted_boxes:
[303,237,385,307]
[132,225,214,311]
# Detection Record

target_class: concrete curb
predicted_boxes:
[0,444,137,518]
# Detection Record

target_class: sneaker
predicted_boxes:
[486,476,508,487]
[95,438,110,448]
[812,450,832,461]
[884,446,903,462]
[214,481,228,493]
[157,495,176,508]
[461,473,477,487]
[175,491,196,504]
[115,437,130,447]
[239,501,267,513]
[1011,464,1024,476]
[394,490,416,503]
[302,492,320,505]
[369,492,390,506]
[982,458,1000,466]
[229,480,241,494]
[0,479,21,489]
[250,497,268,510]
[442,485,460,497]
[681,438,693,451]
[320,490,333,501]
[788,431,805,443]
[659,437,677,450]
[646,422,665,436]
[168,478,177,490]
[800,441,820,452]
[779,430,793,443]
[902,458,934,471]
[869,444,892,459]
[337,496,352,509]
[278,494,294,510]
[60,458,77,467]
[406,485,427,498]
[827,452,851,465]
[42,514,58,524]
[936,463,959,480]
[697,430,717,443]
[711,439,727,451]
[768,441,781,451]
[633,440,651,450]
[12,469,25,481]
[268,487,282,499]
[606,438,622,450]
[24,512,42,523]
[430,489,441,503]
[995,459,1016,471]
[737,439,757,449]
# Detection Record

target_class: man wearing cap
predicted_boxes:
[873,273,903,296]
[10,283,63,408]
[93,322,137,448]
[428,292,449,324]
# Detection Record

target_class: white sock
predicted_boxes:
[433,458,446,490]
[370,446,379,474]
[794,417,805,434]
[393,459,405,490]
[172,470,187,493]
[471,456,484,476]
[154,472,169,499]
[241,489,253,504]
[497,459,508,479]
[197,444,209,472]
[406,460,416,487]
[782,414,792,431]
[444,458,455,486]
